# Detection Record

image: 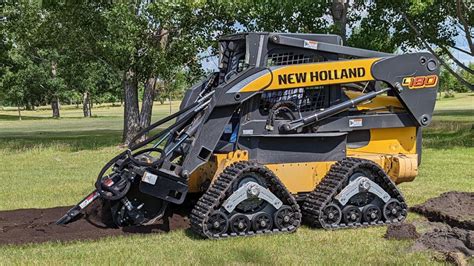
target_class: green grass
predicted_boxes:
[0,94,473,265]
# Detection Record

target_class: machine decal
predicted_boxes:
[142,171,158,185]
[402,75,438,89]
[240,58,379,92]
[349,118,363,128]
[303,40,319,49]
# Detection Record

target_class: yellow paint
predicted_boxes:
[345,153,418,184]
[188,127,418,193]
[265,162,335,193]
[188,150,249,193]
[344,90,403,110]
[347,127,417,155]
[240,58,380,92]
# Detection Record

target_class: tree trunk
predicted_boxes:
[169,97,172,114]
[122,69,141,145]
[331,0,349,43]
[51,96,60,118]
[26,101,33,111]
[83,91,92,117]
[17,103,22,121]
[139,77,156,129]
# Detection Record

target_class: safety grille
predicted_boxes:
[259,86,328,115]
[267,52,324,66]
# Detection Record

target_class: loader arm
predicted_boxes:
[180,53,439,176]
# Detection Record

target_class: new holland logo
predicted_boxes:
[278,67,366,85]
[402,75,438,89]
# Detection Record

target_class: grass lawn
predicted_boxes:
[0,94,473,264]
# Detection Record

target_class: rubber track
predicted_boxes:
[190,161,301,239]
[302,157,407,229]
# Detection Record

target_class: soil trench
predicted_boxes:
[0,204,190,245]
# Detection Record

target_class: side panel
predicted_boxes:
[265,162,335,193]
[347,127,417,155]
[238,134,346,164]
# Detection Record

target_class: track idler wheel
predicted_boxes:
[320,203,342,227]
[207,211,229,235]
[230,214,251,234]
[362,204,382,223]
[252,212,273,231]
[383,199,405,222]
[274,205,297,230]
[342,205,362,224]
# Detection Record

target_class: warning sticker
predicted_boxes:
[349,118,363,128]
[142,171,158,185]
[303,40,318,50]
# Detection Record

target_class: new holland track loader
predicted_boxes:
[58,32,439,239]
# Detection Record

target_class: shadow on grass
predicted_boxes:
[0,129,123,151]
[434,109,474,116]
[0,114,111,121]
[423,121,473,149]
[0,114,52,121]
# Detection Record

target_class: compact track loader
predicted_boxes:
[58,32,439,239]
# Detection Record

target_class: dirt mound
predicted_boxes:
[410,191,474,230]
[384,192,474,265]
[384,223,420,240]
[0,204,190,245]
[412,226,473,257]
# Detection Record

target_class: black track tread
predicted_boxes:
[190,161,301,239]
[301,157,407,229]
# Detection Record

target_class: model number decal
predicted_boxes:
[402,75,438,89]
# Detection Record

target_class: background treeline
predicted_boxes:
[0,0,472,144]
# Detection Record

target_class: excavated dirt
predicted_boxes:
[0,202,191,245]
[384,223,420,240]
[410,191,474,230]
[386,191,474,265]
[411,224,473,257]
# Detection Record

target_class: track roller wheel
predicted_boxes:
[252,212,273,231]
[274,205,297,230]
[383,199,405,222]
[342,205,362,224]
[207,211,229,235]
[230,214,251,234]
[362,204,382,223]
[320,203,342,227]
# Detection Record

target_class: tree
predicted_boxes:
[1,1,70,118]
[353,1,473,90]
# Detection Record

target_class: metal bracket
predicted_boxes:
[223,181,283,213]
[334,176,391,206]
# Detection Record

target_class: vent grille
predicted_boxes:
[259,87,328,114]
[267,52,323,66]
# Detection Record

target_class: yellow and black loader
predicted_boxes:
[58,32,439,239]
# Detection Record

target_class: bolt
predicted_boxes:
[283,215,290,223]
[238,222,244,229]
[351,213,357,220]
[360,179,371,191]
[247,184,260,197]
[371,212,377,219]
[213,221,220,229]
[260,220,266,227]
[328,213,334,219]
[392,208,397,215]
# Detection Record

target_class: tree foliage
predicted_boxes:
[0,0,472,138]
